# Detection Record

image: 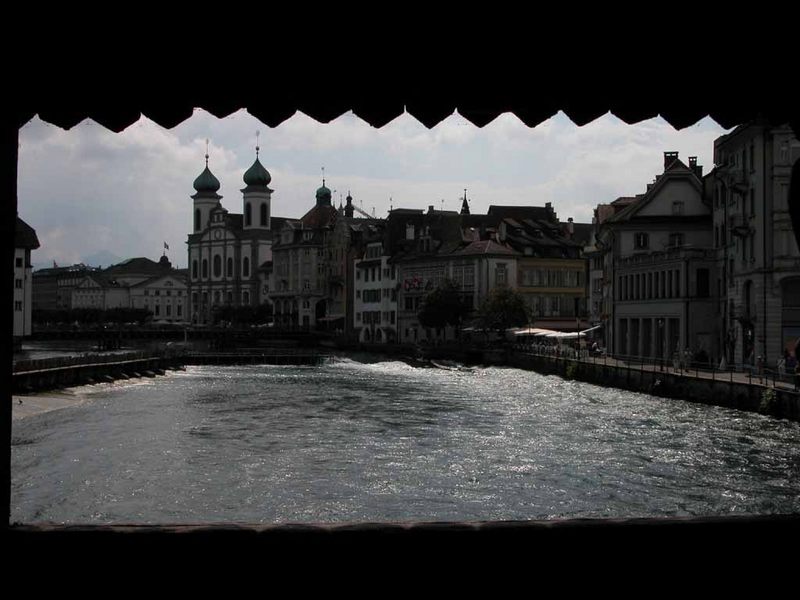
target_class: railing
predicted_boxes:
[13,350,164,374]
[509,344,800,392]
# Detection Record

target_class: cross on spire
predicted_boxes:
[205,138,209,167]
[255,130,260,158]
[321,166,325,186]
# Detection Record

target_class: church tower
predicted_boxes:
[242,142,273,231]
[191,150,222,234]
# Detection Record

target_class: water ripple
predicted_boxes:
[11,357,800,524]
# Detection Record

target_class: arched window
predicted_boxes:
[226,257,233,278]
[245,203,252,227]
[194,209,201,231]
[213,255,221,278]
[242,290,250,305]
[192,260,198,279]
[260,203,267,226]
[243,256,250,278]
[202,259,208,279]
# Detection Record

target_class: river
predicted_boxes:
[10,356,800,524]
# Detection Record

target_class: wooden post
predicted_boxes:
[1,118,18,524]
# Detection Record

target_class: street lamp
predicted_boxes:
[658,318,664,372]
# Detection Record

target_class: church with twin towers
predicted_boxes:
[187,142,354,326]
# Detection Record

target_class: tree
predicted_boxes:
[477,287,531,333]
[417,280,469,332]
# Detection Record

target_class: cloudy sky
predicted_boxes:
[18,109,730,269]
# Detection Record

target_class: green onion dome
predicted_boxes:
[243,157,272,186]
[193,166,221,193]
[316,183,332,205]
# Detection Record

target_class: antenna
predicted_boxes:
[205,138,209,166]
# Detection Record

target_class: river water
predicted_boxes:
[10,356,800,524]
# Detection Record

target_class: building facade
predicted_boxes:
[600,152,716,361]
[353,238,397,343]
[712,120,800,367]
[14,217,39,341]
[187,151,289,324]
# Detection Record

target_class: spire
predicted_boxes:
[460,189,470,215]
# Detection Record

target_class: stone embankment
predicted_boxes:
[12,352,183,394]
[507,351,800,422]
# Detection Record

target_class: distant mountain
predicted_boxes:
[81,250,125,269]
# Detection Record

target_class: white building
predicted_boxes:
[187,150,290,324]
[69,256,189,323]
[353,239,397,343]
[600,152,716,361]
[129,274,188,323]
[13,217,39,342]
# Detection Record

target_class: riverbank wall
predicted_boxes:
[507,352,800,421]
[12,352,183,394]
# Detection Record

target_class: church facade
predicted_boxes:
[186,150,289,324]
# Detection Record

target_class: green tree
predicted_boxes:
[477,287,531,332]
[417,280,469,332]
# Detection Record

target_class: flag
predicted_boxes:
[164,242,169,250]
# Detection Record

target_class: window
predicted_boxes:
[202,259,208,278]
[356,312,361,322]
[260,203,267,226]
[14,301,22,311]
[154,290,160,296]
[227,291,233,304]
[669,233,684,247]
[634,232,649,250]
[15,257,23,268]
[672,201,684,215]
[192,293,198,306]
[15,278,22,289]
[177,305,182,317]
[192,260,198,279]
[245,203,252,226]
[495,263,507,286]
[243,257,250,278]
[227,257,233,278]
[155,305,160,316]
[166,305,172,317]
[242,291,250,305]
[195,209,201,231]
[697,268,710,298]
[213,255,221,277]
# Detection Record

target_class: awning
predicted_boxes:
[580,324,604,335]
[514,328,557,336]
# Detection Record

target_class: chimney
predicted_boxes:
[428,205,435,214]
[567,217,574,237]
[688,156,703,178]
[664,151,679,170]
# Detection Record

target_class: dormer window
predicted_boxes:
[634,232,649,250]
[672,201,685,215]
[303,231,313,241]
